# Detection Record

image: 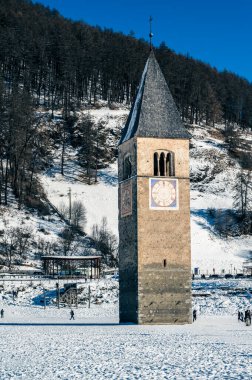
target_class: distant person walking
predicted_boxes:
[1,309,4,318]
[238,311,241,322]
[240,311,244,322]
[70,309,75,320]
[193,309,197,322]
[245,309,251,326]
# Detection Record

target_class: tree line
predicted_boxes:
[0,81,52,207]
[0,81,114,207]
[0,0,252,130]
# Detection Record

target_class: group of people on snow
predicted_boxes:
[0,308,76,321]
[238,309,251,326]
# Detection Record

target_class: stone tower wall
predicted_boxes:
[137,137,191,323]
[118,137,191,324]
[118,139,138,322]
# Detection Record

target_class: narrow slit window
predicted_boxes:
[159,152,165,176]
[154,152,159,176]
[169,152,175,176]
[163,259,167,268]
[166,152,175,176]
[124,155,132,179]
[166,153,170,176]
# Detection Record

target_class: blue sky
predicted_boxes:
[35,0,252,82]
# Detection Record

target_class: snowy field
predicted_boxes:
[0,312,251,379]
[1,277,251,316]
[0,278,251,379]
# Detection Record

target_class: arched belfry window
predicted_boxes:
[154,153,159,176]
[159,152,165,176]
[166,152,175,176]
[123,154,132,180]
[153,151,175,177]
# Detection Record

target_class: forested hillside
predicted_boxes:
[0,0,251,255]
[1,0,252,128]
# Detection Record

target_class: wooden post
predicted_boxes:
[43,288,46,309]
[56,280,60,309]
[88,285,91,308]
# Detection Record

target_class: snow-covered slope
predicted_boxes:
[37,106,252,275]
[0,105,251,274]
[189,124,251,273]
[39,106,129,236]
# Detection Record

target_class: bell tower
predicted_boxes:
[118,51,191,324]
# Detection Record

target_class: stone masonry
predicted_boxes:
[118,51,191,324]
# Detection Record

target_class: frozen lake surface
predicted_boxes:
[0,306,251,380]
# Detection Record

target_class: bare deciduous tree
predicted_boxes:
[92,217,118,267]
[0,226,33,269]
[58,200,87,230]
[60,227,79,256]
[233,169,251,218]
[71,201,87,229]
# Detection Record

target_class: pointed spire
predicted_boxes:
[119,51,191,145]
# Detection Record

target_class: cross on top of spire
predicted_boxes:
[149,16,153,51]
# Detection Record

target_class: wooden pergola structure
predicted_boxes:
[41,255,101,279]
[243,260,252,276]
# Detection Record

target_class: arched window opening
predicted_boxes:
[170,152,175,176]
[166,152,175,176]
[153,150,175,177]
[166,153,170,176]
[159,152,165,176]
[154,153,159,176]
[123,155,132,179]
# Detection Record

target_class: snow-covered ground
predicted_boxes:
[1,278,252,379]
[193,278,252,315]
[0,277,251,379]
[0,312,251,379]
[0,277,251,316]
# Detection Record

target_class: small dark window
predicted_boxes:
[163,259,167,268]
[166,152,175,176]
[123,155,132,179]
[170,152,175,176]
[154,153,159,176]
[166,153,170,176]
[159,152,165,176]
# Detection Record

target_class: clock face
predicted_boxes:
[121,180,132,217]
[150,178,178,210]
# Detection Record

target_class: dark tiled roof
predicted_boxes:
[119,51,191,144]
